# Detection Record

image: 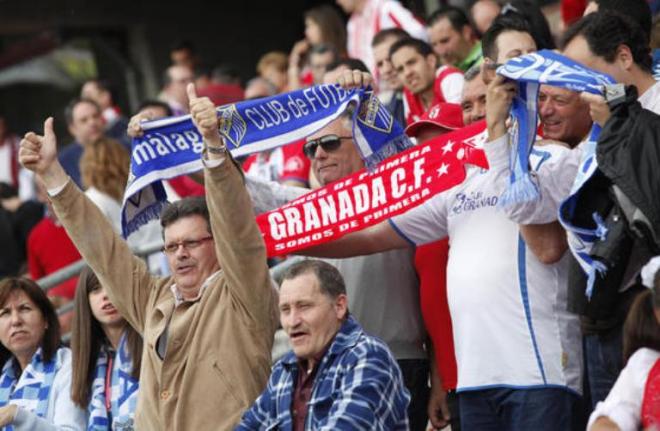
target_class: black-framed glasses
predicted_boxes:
[303,135,352,159]
[162,236,213,254]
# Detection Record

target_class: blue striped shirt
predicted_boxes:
[237,316,410,430]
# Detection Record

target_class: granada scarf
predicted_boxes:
[257,121,490,256]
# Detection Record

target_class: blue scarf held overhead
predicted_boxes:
[121,84,411,238]
[87,332,139,431]
[496,49,617,298]
[0,348,59,430]
[496,49,615,207]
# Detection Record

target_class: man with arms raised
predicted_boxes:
[18,84,279,430]
[238,259,409,429]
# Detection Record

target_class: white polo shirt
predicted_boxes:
[390,146,583,394]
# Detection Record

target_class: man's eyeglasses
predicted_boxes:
[162,236,213,254]
[303,135,352,159]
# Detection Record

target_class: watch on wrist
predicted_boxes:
[206,144,226,154]
[603,84,626,109]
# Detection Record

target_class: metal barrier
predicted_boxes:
[45,244,303,346]
[37,240,166,294]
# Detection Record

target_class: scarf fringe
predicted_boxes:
[586,260,608,299]
[498,173,539,208]
[122,201,165,238]
[364,134,414,171]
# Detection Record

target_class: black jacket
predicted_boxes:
[565,86,660,325]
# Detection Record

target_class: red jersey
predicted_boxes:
[403,65,465,125]
[27,217,81,299]
[415,239,457,391]
[243,139,310,185]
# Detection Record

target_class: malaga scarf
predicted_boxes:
[257,120,490,256]
[0,348,59,429]
[496,49,614,207]
[122,85,412,237]
[87,332,138,431]
[497,50,618,297]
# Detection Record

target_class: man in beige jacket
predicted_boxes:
[19,84,279,430]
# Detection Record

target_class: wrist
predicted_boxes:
[203,132,224,148]
[41,164,68,190]
[204,135,227,160]
[487,122,507,142]
[7,404,17,424]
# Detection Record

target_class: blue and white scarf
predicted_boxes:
[497,50,616,297]
[0,348,58,429]
[87,333,139,431]
[496,49,614,206]
[121,85,411,237]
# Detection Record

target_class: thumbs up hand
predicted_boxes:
[188,83,222,146]
[19,117,68,188]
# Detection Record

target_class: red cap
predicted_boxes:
[405,103,464,137]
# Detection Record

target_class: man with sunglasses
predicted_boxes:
[18,83,279,430]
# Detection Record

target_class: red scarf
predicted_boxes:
[257,121,488,257]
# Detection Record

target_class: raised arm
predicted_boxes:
[483,75,572,264]
[187,84,277,327]
[19,118,154,332]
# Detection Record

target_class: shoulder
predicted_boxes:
[627,348,660,370]
[58,143,82,159]
[436,65,463,79]
[264,355,296,390]
[339,325,396,366]
[355,332,395,358]
[27,218,54,242]
[48,348,74,394]
[53,347,73,373]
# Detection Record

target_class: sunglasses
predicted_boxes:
[303,135,352,159]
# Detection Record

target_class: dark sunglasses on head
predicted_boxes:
[303,135,352,159]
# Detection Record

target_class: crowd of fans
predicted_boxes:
[0,0,660,429]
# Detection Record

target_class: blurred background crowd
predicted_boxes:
[1,0,660,429]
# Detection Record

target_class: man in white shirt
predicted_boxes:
[303,73,582,430]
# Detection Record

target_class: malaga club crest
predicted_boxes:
[357,93,393,134]
[217,104,247,148]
